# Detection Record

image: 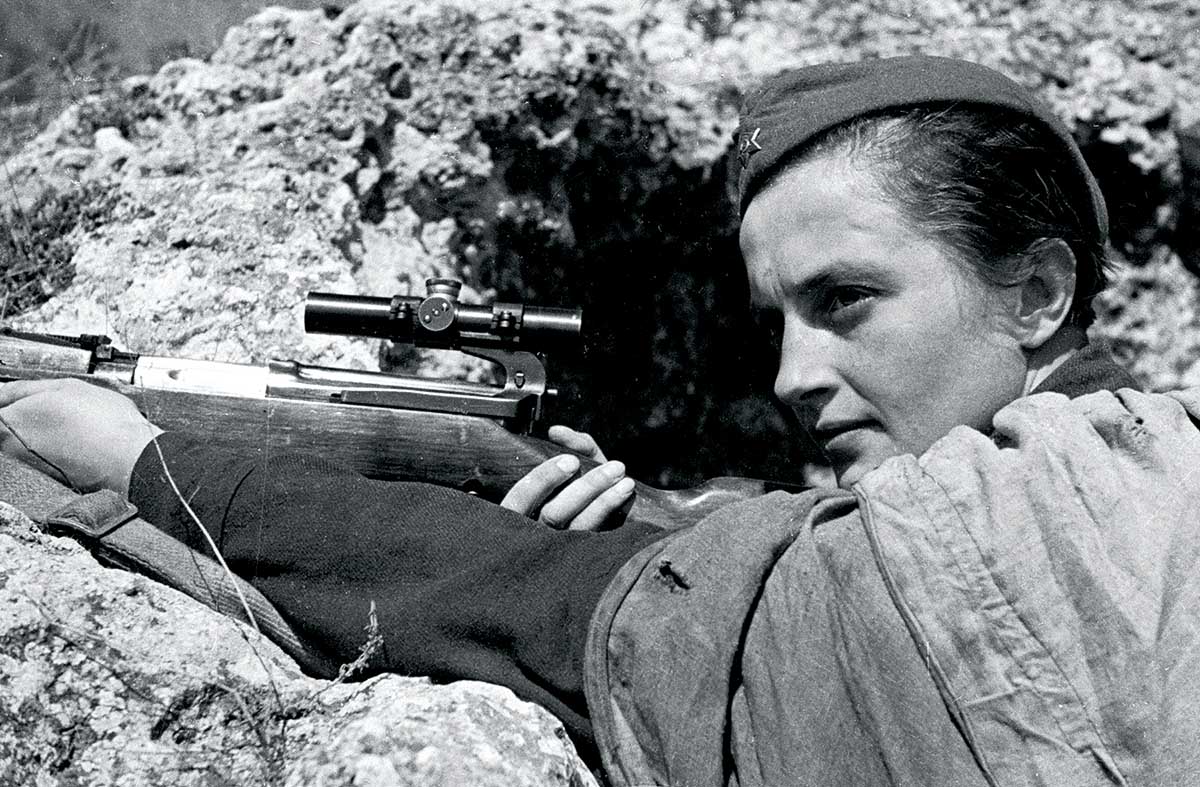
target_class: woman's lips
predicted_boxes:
[813,420,876,457]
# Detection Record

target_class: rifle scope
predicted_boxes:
[304,279,582,351]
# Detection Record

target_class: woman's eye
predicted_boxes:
[823,287,874,317]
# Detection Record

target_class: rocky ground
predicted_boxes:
[0,462,597,786]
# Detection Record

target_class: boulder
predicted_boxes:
[0,489,597,786]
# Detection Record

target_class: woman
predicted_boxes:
[3,55,1199,785]
[736,56,1117,487]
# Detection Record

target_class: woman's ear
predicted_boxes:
[1011,238,1077,350]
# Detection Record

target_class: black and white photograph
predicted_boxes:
[2,1,1199,784]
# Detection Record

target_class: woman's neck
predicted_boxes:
[1022,326,1088,396]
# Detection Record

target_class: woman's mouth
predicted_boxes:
[813,420,877,458]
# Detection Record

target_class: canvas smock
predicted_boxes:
[585,385,1200,786]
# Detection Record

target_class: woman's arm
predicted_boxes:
[0,378,667,755]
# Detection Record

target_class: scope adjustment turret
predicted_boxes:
[418,278,463,332]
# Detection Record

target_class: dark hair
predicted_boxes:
[770,105,1110,329]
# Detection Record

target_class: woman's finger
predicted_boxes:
[500,454,580,516]
[546,425,606,463]
[567,477,636,531]
[537,460,626,529]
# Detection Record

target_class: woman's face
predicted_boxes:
[740,152,1029,487]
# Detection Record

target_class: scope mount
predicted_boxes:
[290,279,578,429]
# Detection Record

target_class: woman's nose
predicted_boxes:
[773,323,839,409]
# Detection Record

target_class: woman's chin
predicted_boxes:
[830,442,900,489]
[834,461,871,489]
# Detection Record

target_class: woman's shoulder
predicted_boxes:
[856,385,1200,784]
[1031,339,1139,399]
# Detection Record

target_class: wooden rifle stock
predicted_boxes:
[0,330,798,529]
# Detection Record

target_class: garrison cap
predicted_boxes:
[733,55,1107,242]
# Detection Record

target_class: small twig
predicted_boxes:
[148,435,287,713]
[148,437,261,634]
[311,600,383,702]
[335,600,383,683]
[22,562,286,781]
[220,681,279,765]
[0,64,38,96]
[3,159,37,244]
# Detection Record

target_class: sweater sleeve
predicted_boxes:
[128,432,668,753]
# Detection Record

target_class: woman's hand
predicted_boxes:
[501,425,635,531]
[0,379,163,497]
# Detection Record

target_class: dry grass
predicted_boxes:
[0,3,341,321]
[0,180,119,321]
[1,19,119,158]
[0,17,121,320]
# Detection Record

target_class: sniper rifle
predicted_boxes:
[0,279,787,529]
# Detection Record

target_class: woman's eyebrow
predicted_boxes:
[791,258,891,295]
[749,258,891,309]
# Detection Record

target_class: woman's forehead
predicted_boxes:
[740,154,892,256]
[739,156,965,303]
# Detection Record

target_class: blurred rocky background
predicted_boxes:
[4,1,1200,784]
